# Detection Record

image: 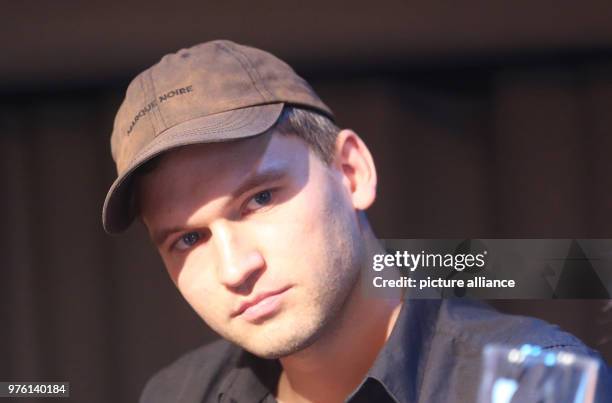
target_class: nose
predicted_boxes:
[211,220,264,291]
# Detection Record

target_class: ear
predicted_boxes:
[333,129,377,210]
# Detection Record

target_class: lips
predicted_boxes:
[231,286,291,322]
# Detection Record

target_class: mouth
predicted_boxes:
[231,286,291,323]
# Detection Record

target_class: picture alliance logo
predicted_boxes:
[372,250,488,272]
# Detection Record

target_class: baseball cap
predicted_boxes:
[102,40,334,234]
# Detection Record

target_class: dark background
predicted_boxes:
[2,2,612,402]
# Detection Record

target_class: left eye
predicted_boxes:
[245,190,273,212]
[174,232,201,251]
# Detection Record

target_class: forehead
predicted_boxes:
[152,131,274,177]
[136,131,312,225]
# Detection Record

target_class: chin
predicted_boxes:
[233,315,327,359]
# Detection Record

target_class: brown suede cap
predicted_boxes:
[102,40,333,234]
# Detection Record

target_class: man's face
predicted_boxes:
[138,131,369,358]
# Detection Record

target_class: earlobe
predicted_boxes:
[334,129,377,210]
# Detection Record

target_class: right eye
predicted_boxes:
[173,231,202,251]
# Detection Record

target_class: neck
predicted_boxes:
[276,233,403,403]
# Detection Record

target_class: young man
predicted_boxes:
[103,40,609,402]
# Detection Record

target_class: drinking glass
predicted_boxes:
[477,344,601,403]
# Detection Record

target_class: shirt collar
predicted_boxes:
[348,299,442,403]
[218,350,281,403]
[218,300,441,403]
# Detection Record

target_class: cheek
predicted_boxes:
[256,173,354,274]
[161,256,182,285]
[170,251,220,317]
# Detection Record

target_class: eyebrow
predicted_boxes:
[150,165,290,247]
[231,164,288,199]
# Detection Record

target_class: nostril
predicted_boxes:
[220,251,265,294]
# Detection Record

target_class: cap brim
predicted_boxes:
[102,102,285,234]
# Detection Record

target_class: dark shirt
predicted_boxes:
[140,299,611,403]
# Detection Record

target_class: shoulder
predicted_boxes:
[436,299,591,352]
[139,339,242,403]
[418,299,610,402]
